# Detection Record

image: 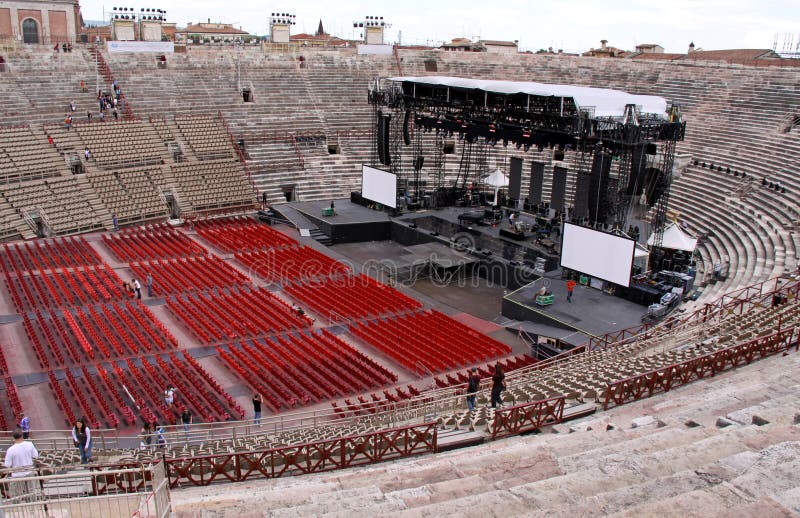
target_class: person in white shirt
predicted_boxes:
[164,386,175,407]
[3,430,39,497]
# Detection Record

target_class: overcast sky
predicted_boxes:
[80,0,800,54]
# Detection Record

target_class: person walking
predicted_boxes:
[466,367,480,411]
[180,408,192,436]
[3,430,39,497]
[490,363,505,409]
[17,412,30,439]
[164,386,175,408]
[138,422,153,449]
[72,418,92,464]
[112,213,119,231]
[146,272,153,297]
[566,279,577,303]
[252,393,262,425]
[154,423,166,450]
[133,278,141,299]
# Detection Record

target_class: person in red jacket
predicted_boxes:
[566,279,577,303]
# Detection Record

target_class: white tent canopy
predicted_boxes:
[647,222,698,252]
[481,169,509,206]
[482,169,509,187]
[388,76,669,118]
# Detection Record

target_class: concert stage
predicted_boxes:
[502,275,647,341]
[279,199,392,244]
[401,207,561,272]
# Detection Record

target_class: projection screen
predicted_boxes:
[560,223,635,287]
[361,164,397,208]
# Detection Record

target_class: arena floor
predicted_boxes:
[0,218,528,433]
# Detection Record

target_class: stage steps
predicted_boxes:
[310,228,332,246]
[271,204,319,232]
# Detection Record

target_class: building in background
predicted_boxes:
[290,20,349,47]
[478,39,518,54]
[583,39,628,57]
[175,21,250,43]
[0,0,81,44]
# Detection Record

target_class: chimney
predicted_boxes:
[688,41,695,53]
[207,18,210,24]
[600,39,608,49]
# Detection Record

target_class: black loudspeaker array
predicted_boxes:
[627,144,648,196]
[550,166,568,211]
[403,110,412,146]
[573,168,592,221]
[588,151,612,222]
[413,156,424,171]
[377,112,392,165]
[508,157,523,200]
[529,161,544,204]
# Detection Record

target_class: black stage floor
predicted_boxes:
[503,275,647,340]
[291,199,391,225]
[286,199,391,244]
[401,207,561,271]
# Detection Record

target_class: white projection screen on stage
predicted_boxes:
[560,223,636,287]
[361,165,397,208]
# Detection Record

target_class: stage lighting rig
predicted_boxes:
[270,13,297,25]
[112,5,166,21]
[353,15,392,28]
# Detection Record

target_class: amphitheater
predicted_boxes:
[0,40,798,517]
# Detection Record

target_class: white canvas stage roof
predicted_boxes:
[389,76,668,118]
[647,222,698,252]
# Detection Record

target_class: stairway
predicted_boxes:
[164,117,197,162]
[73,172,111,230]
[87,47,135,120]
[309,228,332,246]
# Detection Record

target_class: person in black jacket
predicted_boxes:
[466,367,480,411]
[491,363,505,408]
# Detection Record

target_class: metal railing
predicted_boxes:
[164,422,437,487]
[0,461,170,518]
[0,428,121,452]
[602,326,797,409]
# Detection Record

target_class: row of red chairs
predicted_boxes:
[330,355,537,417]
[215,330,397,414]
[433,355,538,389]
[3,264,124,312]
[166,286,311,344]
[195,216,297,252]
[235,246,350,284]
[285,273,422,320]
[46,351,244,429]
[331,384,423,417]
[22,302,176,369]
[128,256,250,296]
[102,226,207,262]
[350,310,511,375]
[173,350,245,420]
[0,236,102,273]
[48,371,78,428]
